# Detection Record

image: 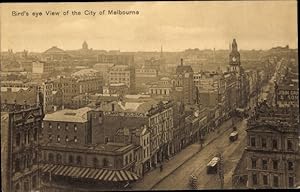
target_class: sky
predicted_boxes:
[1,1,298,52]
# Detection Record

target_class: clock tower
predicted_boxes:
[229,39,241,73]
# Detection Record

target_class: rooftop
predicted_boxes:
[44,46,65,54]
[44,107,92,123]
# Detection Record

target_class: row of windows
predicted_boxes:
[15,175,37,192]
[251,158,294,171]
[252,173,294,187]
[48,134,78,143]
[110,78,130,81]
[150,88,170,95]
[250,137,294,151]
[49,123,77,132]
[16,129,38,147]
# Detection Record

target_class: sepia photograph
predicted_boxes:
[0,1,299,191]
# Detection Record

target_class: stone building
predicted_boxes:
[245,102,299,189]
[40,107,140,190]
[1,105,44,192]
[173,59,196,105]
[108,64,136,94]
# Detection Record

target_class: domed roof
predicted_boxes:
[44,46,65,54]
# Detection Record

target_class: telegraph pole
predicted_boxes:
[217,152,224,189]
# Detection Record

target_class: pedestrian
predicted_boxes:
[160,164,163,172]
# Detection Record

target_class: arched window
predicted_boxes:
[76,156,82,165]
[15,158,20,172]
[56,154,62,163]
[15,183,20,192]
[33,128,38,141]
[48,153,54,163]
[32,175,37,189]
[93,157,99,168]
[69,155,73,164]
[16,133,21,146]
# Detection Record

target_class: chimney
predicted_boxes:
[181,58,183,66]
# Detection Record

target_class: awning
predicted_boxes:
[41,164,139,182]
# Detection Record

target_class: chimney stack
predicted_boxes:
[181,58,183,66]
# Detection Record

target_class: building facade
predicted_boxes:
[1,106,44,192]
[108,65,136,94]
[245,102,299,189]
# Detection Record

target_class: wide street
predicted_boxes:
[152,118,248,190]
[151,72,277,190]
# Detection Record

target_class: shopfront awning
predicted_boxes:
[41,164,139,182]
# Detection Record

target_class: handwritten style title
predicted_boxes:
[11,10,140,17]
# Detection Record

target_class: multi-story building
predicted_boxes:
[114,125,151,176]
[245,102,299,189]
[173,59,195,105]
[148,77,173,98]
[32,61,54,74]
[40,107,140,190]
[97,54,134,66]
[108,65,135,94]
[93,63,115,85]
[42,46,70,62]
[98,99,174,168]
[135,68,159,93]
[1,105,44,192]
[52,75,103,108]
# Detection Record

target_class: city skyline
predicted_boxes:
[1,1,298,52]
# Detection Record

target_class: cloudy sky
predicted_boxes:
[1,1,297,52]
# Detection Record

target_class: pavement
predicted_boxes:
[132,118,235,190]
[152,118,247,190]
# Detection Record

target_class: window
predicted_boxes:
[57,135,60,143]
[273,160,278,170]
[69,155,73,164]
[251,159,257,169]
[15,183,20,192]
[48,153,54,162]
[24,181,29,192]
[49,134,52,142]
[272,139,278,149]
[65,123,69,130]
[33,128,37,141]
[288,161,294,171]
[288,177,294,187]
[57,123,60,130]
[273,175,279,187]
[74,136,78,143]
[93,157,99,167]
[287,140,293,151]
[49,123,52,129]
[76,156,82,165]
[65,136,69,142]
[125,156,128,164]
[263,175,268,185]
[129,154,132,162]
[74,125,77,132]
[15,158,20,172]
[252,173,257,185]
[16,133,21,146]
[103,158,108,167]
[250,137,256,147]
[262,138,267,148]
[262,159,268,170]
[56,154,62,163]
